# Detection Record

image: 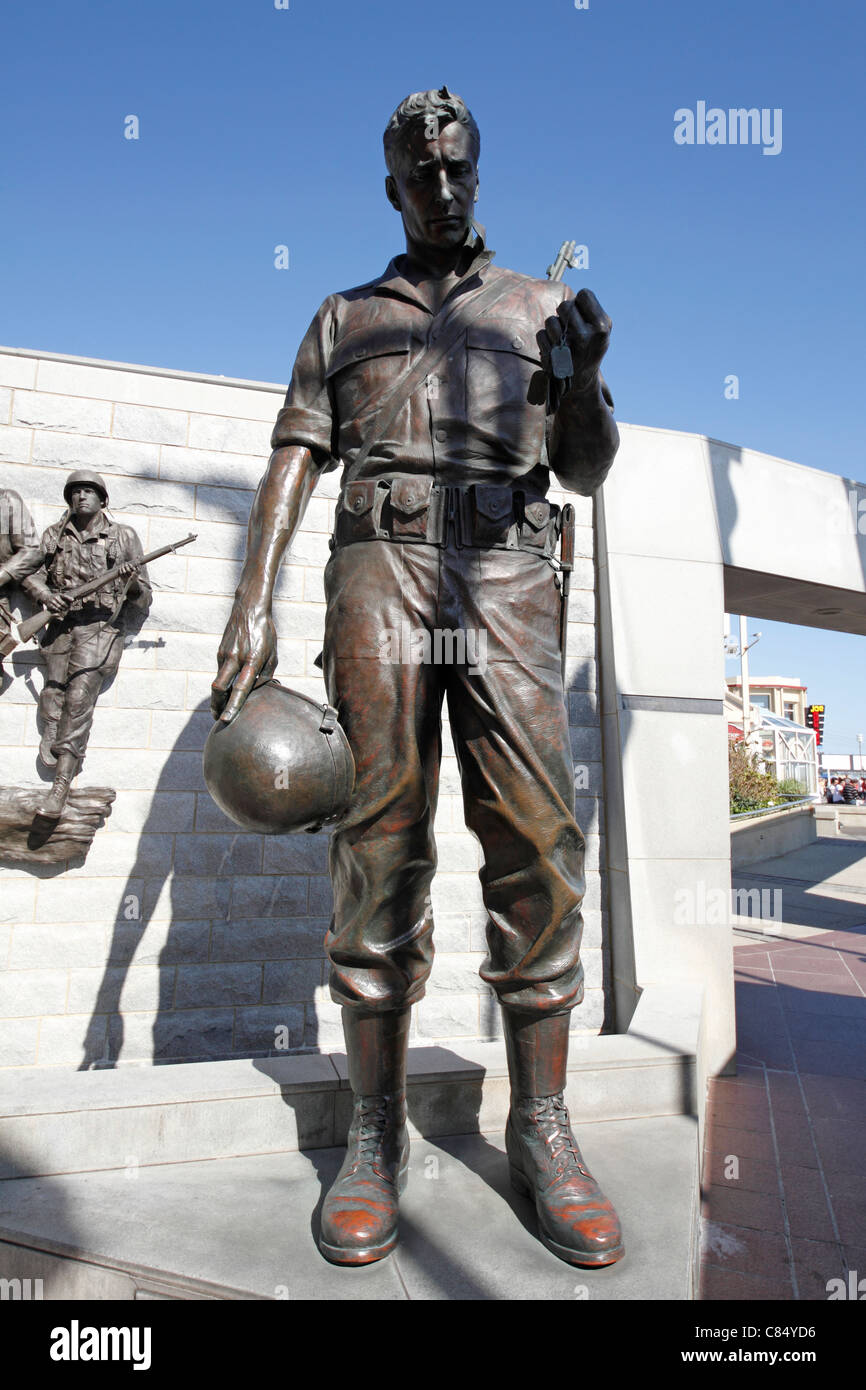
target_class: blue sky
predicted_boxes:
[2,0,864,752]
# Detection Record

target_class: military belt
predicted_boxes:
[331,476,562,558]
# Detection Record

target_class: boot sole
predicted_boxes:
[317,1155,409,1266]
[318,1231,399,1265]
[509,1164,626,1268]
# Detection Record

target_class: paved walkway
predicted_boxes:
[699,834,866,1299]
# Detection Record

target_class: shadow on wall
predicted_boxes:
[77,703,330,1070]
[710,441,743,587]
[65,441,330,1067]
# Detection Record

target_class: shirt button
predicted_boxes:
[512,336,524,350]
[435,428,447,442]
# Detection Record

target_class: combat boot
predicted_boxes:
[503,1009,625,1267]
[319,1007,410,1265]
[36,752,77,820]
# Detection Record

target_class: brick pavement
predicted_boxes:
[699,839,866,1300]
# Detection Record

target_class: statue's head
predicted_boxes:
[63,469,108,522]
[383,86,480,253]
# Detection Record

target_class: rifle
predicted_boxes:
[0,532,196,656]
[545,241,580,683]
[546,239,581,283]
[558,505,575,683]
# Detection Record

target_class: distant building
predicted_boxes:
[725,675,807,725]
[724,680,818,794]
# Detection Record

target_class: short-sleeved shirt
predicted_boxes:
[271,236,575,494]
[8,514,152,617]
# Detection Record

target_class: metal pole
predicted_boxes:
[739,615,751,738]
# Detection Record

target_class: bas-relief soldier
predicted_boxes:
[4,470,151,818]
[0,487,40,670]
[212,88,624,1267]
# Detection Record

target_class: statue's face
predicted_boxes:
[69,485,103,520]
[386,120,478,252]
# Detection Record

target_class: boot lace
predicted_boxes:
[354,1095,391,1165]
[528,1093,590,1180]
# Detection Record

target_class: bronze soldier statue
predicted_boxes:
[6,471,151,818]
[212,87,623,1268]
[0,487,40,671]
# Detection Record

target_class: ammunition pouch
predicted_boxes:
[333,476,561,557]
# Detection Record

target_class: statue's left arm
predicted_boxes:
[547,288,619,496]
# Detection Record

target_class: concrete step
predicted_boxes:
[0,984,703,1180]
[0,1114,700,1300]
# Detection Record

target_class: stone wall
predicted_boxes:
[0,346,608,1068]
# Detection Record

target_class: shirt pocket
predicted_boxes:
[326,323,412,429]
[89,539,108,572]
[464,319,549,458]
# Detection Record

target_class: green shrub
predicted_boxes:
[729,737,782,814]
[778,778,807,798]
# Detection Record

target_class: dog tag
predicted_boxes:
[550,334,573,381]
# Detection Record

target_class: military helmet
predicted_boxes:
[202,680,355,835]
[63,470,109,506]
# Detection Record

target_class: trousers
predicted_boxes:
[321,537,586,1019]
[38,613,123,764]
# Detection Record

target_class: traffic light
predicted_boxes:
[806,704,825,745]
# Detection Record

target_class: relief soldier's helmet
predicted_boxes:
[63,470,109,506]
[202,680,355,835]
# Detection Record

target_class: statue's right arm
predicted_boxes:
[210,443,321,723]
[0,532,69,614]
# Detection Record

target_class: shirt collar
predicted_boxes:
[372,222,495,312]
[60,512,111,540]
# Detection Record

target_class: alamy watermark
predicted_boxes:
[674,103,782,156]
[50,1322,151,1369]
[828,488,866,536]
[673,884,782,925]
[378,623,487,676]
[827,1269,866,1299]
[1,1277,43,1300]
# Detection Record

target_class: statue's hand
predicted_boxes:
[210,599,278,723]
[546,289,612,393]
[44,590,70,615]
